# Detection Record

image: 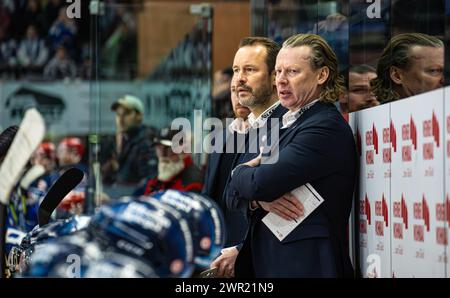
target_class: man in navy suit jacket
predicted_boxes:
[202,83,251,247]
[203,37,290,251]
[223,34,357,278]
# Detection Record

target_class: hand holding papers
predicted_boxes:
[262,183,324,241]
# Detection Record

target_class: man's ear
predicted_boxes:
[390,66,403,85]
[317,67,329,85]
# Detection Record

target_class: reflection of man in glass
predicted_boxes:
[348,65,379,112]
[372,33,444,104]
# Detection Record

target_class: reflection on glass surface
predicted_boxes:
[92,2,212,202]
[348,64,379,112]
[371,33,444,104]
[267,0,349,71]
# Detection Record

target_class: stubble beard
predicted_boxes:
[238,84,273,111]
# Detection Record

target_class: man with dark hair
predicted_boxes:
[238,37,280,75]
[206,36,292,254]
[371,33,444,103]
[210,37,308,277]
[348,64,379,112]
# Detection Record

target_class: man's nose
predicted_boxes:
[276,70,288,84]
[236,71,247,83]
[276,75,287,85]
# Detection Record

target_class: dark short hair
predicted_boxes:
[239,37,281,74]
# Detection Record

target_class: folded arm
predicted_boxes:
[228,125,339,202]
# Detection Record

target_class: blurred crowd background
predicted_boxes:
[0,0,448,213]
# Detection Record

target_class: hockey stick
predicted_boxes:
[38,167,84,227]
[19,164,46,190]
[0,109,45,278]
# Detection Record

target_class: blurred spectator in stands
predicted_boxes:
[0,26,17,78]
[78,43,91,80]
[116,6,137,34]
[57,137,86,172]
[48,6,77,57]
[102,6,137,79]
[0,2,12,35]
[1,0,15,13]
[102,21,126,78]
[372,33,444,103]
[31,141,57,174]
[309,12,349,72]
[21,0,46,37]
[391,0,444,38]
[43,45,77,79]
[8,0,27,39]
[101,95,157,187]
[213,68,233,120]
[56,137,87,216]
[348,65,379,112]
[17,24,49,76]
[134,127,203,196]
[44,0,64,34]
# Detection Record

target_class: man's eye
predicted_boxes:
[428,69,442,75]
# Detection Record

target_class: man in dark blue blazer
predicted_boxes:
[202,83,251,247]
[203,37,288,251]
[224,34,357,278]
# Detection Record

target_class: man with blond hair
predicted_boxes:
[218,34,356,278]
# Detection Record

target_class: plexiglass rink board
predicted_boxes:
[445,86,450,277]
[356,104,391,278]
[390,89,445,277]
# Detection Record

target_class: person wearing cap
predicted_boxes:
[31,142,57,174]
[134,127,203,196]
[102,95,157,187]
[57,137,86,171]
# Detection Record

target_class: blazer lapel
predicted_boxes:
[277,101,328,145]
